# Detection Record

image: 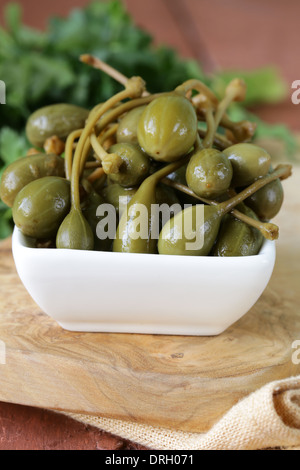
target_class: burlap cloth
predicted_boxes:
[64,375,300,450]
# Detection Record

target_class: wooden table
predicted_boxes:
[0,0,300,451]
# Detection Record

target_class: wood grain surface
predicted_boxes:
[0,166,299,433]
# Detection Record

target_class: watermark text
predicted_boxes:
[291,80,300,104]
[0,80,6,104]
[95,199,204,251]
[292,340,300,365]
[0,340,6,365]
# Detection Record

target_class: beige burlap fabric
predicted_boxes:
[65,375,300,450]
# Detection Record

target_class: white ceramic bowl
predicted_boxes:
[12,227,276,336]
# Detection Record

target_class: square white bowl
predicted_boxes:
[12,226,276,336]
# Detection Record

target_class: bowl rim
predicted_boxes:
[12,226,275,262]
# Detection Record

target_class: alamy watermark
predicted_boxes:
[0,340,6,365]
[291,80,300,104]
[292,340,300,365]
[95,198,205,251]
[0,80,6,104]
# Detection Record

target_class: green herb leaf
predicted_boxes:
[0,127,30,165]
[4,2,22,36]
[212,67,287,106]
[0,201,13,239]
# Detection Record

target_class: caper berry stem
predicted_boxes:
[84,161,102,169]
[217,164,292,216]
[80,54,150,98]
[202,105,217,148]
[228,211,279,240]
[202,111,214,149]
[215,80,246,127]
[175,79,219,106]
[90,133,122,173]
[224,187,278,240]
[65,129,83,180]
[89,123,121,174]
[87,167,105,184]
[161,177,279,240]
[70,78,146,210]
[191,94,216,149]
[197,129,233,150]
[205,79,247,148]
[80,123,118,176]
[80,54,129,87]
[194,133,204,151]
[193,92,255,145]
[220,115,257,143]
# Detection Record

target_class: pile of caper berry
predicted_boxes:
[0,64,292,256]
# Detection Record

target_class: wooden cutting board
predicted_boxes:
[0,166,299,433]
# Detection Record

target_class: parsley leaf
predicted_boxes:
[0,127,30,165]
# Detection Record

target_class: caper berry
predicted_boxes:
[107,143,151,187]
[12,176,70,239]
[137,95,198,162]
[26,103,89,148]
[0,153,65,208]
[186,148,233,199]
[223,143,271,187]
[244,178,284,221]
[212,204,263,256]
[116,106,147,144]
